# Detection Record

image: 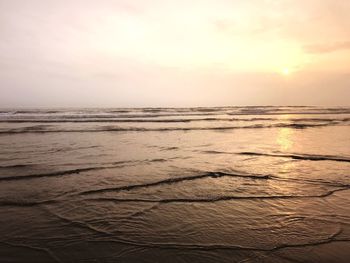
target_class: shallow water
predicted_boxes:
[0,106,349,262]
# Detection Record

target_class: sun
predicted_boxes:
[281,68,290,75]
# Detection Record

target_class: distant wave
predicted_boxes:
[2,106,350,118]
[13,110,61,114]
[0,117,275,123]
[1,117,349,124]
[1,121,347,135]
[4,113,221,119]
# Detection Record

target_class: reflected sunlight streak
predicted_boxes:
[277,128,294,152]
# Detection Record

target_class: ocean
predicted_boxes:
[0,106,349,262]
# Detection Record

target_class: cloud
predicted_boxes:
[304,41,350,54]
[1,0,350,107]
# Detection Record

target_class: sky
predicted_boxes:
[1,0,350,107]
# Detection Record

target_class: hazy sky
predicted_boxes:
[1,0,350,107]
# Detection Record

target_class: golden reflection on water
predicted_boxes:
[276,127,296,179]
[277,128,294,151]
[275,127,299,187]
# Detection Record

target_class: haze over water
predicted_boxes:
[0,106,350,262]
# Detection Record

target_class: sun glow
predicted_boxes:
[81,7,307,72]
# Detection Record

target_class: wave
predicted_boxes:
[0,199,58,207]
[0,241,61,263]
[79,171,270,196]
[44,197,346,253]
[239,152,350,163]
[107,110,132,113]
[0,167,106,181]
[87,232,349,253]
[0,158,168,182]
[292,117,350,122]
[2,167,348,207]
[201,150,350,163]
[84,187,349,203]
[0,164,34,169]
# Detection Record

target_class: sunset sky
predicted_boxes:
[1,0,350,107]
